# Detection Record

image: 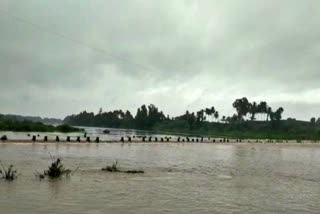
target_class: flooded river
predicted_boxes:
[1,143,320,213]
[0,127,177,142]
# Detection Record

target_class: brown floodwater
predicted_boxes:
[0,142,320,213]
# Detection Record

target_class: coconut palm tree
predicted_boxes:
[266,107,272,121]
[258,101,268,121]
[210,106,216,122]
[249,101,257,120]
[205,108,211,122]
[214,111,219,122]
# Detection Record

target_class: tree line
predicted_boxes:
[63,104,167,129]
[63,97,287,130]
[61,97,320,139]
[0,114,81,133]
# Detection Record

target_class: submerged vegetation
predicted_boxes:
[102,160,120,172]
[44,158,71,178]
[0,162,18,181]
[102,161,144,174]
[64,98,320,140]
[35,157,72,179]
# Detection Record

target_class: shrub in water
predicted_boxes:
[0,163,18,181]
[44,158,71,178]
[125,170,144,174]
[102,161,144,174]
[102,160,120,172]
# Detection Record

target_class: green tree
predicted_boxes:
[196,110,205,122]
[210,106,216,122]
[135,105,148,129]
[274,107,284,121]
[205,108,211,122]
[187,111,196,130]
[266,107,272,121]
[257,101,268,120]
[232,97,250,121]
[214,111,219,122]
[310,117,316,126]
[249,101,257,120]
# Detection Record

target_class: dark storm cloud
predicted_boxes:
[0,0,319,119]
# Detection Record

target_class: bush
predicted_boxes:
[43,158,71,178]
[55,125,83,133]
[0,163,18,181]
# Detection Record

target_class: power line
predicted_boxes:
[0,8,158,73]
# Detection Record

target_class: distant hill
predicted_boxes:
[0,114,62,125]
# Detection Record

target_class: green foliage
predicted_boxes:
[233,97,250,120]
[55,124,82,132]
[64,104,166,130]
[0,117,82,133]
[44,158,71,178]
[135,104,166,129]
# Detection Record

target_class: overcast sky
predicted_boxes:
[0,0,319,120]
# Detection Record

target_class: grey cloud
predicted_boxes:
[0,0,320,119]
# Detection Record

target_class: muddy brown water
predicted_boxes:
[1,142,320,213]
